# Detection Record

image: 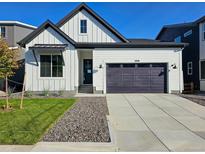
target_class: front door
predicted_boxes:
[83,59,93,84]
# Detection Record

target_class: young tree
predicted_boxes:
[0,39,19,109]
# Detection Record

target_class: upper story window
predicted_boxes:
[174,36,181,43]
[187,61,193,75]
[80,20,87,34]
[0,26,6,38]
[184,30,192,38]
[40,55,63,77]
[201,60,205,80]
[203,23,205,40]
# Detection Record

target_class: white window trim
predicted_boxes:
[187,61,193,75]
[200,60,205,80]
[79,19,88,35]
[184,30,192,37]
[38,54,64,79]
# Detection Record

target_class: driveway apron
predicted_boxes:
[106,94,205,152]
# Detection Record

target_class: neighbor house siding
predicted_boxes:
[59,9,121,43]
[14,25,34,47]
[199,22,205,91]
[1,26,14,47]
[93,48,183,93]
[25,27,78,92]
[157,26,200,90]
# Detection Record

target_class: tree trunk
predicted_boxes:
[20,73,26,109]
[5,76,9,109]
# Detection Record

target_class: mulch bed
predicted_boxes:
[43,97,110,142]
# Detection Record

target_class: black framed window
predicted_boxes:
[52,55,63,77]
[203,24,205,40]
[187,62,193,75]
[40,55,63,77]
[80,20,87,33]
[0,27,6,38]
[201,61,205,79]
[40,55,51,77]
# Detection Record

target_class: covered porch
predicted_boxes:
[77,49,94,93]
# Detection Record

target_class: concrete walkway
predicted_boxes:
[106,94,205,152]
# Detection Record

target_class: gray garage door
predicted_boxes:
[106,63,167,93]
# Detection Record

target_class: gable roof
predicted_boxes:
[18,20,76,47]
[56,3,128,43]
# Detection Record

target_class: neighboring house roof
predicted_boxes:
[75,42,187,49]
[56,3,128,43]
[156,15,205,40]
[17,20,76,47]
[156,22,195,40]
[195,15,205,24]
[0,21,36,30]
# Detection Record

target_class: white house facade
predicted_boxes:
[18,3,186,94]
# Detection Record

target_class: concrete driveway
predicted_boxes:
[106,94,205,152]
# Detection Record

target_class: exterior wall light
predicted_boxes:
[171,64,177,69]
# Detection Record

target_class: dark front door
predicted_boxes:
[106,63,167,93]
[83,59,93,84]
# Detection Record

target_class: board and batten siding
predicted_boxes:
[199,22,205,91]
[92,48,183,93]
[60,9,121,43]
[25,27,79,91]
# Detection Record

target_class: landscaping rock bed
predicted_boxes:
[43,97,110,142]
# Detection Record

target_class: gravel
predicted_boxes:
[43,97,110,142]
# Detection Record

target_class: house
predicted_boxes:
[0,21,36,91]
[18,3,186,94]
[156,16,205,92]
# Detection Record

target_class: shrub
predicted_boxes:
[58,89,65,96]
[7,86,15,97]
[24,90,33,98]
[43,88,49,97]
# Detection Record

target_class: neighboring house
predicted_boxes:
[0,21,36,59]
[156,16,205,92]
[0,21,36,91]
[18,3,186,94]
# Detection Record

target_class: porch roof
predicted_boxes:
[29,44,68,50]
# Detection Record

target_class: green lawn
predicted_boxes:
[0,98,75,145]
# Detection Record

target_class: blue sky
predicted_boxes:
[1,2,205,39]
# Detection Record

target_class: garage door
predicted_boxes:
[106,63,167,93]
